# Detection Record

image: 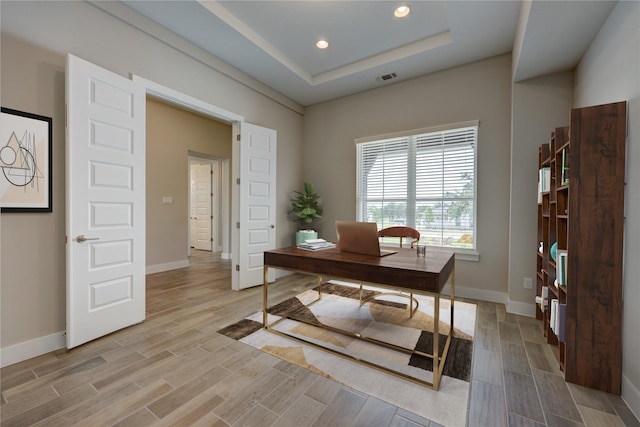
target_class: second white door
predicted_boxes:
[191,162,212,251]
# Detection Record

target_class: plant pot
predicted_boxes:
[296,230,318,245]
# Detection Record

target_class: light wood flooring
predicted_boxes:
[1,250,638,426]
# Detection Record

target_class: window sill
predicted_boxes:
[426,247,480,262]
[379,244,480,262]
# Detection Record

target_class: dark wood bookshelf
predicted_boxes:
[536,101,626,394]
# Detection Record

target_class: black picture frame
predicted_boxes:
[1,107,53,213]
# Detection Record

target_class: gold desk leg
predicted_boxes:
[451,267,455,348]
[409,293,415,317]
[263,265,269,328]
[434,265,455,391]
[433,292,440,390]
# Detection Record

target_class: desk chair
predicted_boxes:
[377,226,420,248]
[360,226,421,317]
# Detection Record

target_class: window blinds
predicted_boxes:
[356,124,477,249]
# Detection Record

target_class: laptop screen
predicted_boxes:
[335,221,396,257]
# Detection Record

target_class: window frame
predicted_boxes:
[354,120,479,261]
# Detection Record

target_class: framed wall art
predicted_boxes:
[1,107,53,213]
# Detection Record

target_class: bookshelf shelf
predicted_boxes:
[535,101,626,394]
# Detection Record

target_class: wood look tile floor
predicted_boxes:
[1,250,638,426]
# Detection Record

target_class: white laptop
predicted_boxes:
[335,221,397,257]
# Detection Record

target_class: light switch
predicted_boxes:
[162,196,173,205]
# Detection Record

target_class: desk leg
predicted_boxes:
[451,268,455,347]
[433,293,440,390]
[263,265,269,328]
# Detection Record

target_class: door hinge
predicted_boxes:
[236,222,240,229]
[235,265,240,271]
[211,237,213,241]
[236,178,240,185]
[236,134,241,141]
[65,235,68,244]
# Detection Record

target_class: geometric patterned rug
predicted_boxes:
[218,280,476,426]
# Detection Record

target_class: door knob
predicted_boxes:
[77,235,100,243]
[270,224,275,228]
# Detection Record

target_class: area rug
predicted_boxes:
[218,280,476,426]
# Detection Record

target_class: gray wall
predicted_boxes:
[304,54,513,299]
[509,72,574,311]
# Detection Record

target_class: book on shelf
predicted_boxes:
[557,250,567,286]
[550,299,558,334]
[557,303,566,342]
[538,167,551,194]
[548,299,566,340]
[297,238,336,251]
[561,148,569,186]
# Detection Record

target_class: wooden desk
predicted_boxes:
[263,247,455,390]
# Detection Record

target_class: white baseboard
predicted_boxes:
[440,285,536,317]
[441,284,507,305]
[622,374,640,422]
[506,299,537,317]
[1,331,66,368]
[146,259,190,275]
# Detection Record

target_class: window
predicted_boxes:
[355,121,478,253]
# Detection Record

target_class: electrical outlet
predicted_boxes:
[524,277,533,289]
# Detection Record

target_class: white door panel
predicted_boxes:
[66,54,145,349]
[194,163,212,251]
[233,123,276,290]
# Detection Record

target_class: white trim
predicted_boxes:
[441,284,507,305]
[0,332,66,368]
[622,374,640,422]
[456,251,480,262]
[133,74,242,280]
[131,75,244,123]
[146,259,190,275]
[354,120,480,145]
[506,299,536,317]
[221,251,232,260]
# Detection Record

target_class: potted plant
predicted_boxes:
[288,181,323,245]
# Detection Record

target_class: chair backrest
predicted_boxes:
[377,226,420,248]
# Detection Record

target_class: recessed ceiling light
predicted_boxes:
[394,5,410,18]
[316,40,329,49]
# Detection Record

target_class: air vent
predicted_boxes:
[376,72,397,82]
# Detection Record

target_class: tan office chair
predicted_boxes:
[360,226,421,317]
[377,226,420,248]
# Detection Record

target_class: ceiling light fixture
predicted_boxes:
[316,39,329,49]
[394,5,410,18]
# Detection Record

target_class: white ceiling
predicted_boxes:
[121,0,617,107]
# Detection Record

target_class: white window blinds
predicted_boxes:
[356,122,478,250]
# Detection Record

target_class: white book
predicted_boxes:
[550,299,558,334]
[304,238,327,245]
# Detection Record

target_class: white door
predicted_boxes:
[189,165,198,246]
[65,54,146,348]
[194,162,212,251]
[232,123,277,290]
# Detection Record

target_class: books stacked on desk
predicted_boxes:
[297,238,336,251]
